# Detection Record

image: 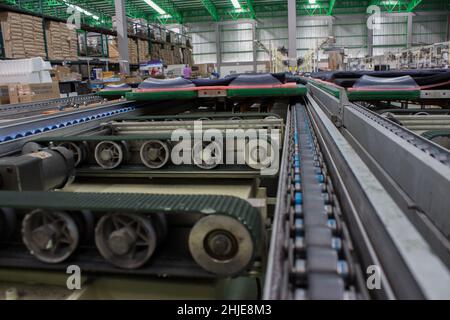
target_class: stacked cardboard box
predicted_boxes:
[112,16,135,34]
[109,38,192,66]
[151,43,170,64]
[0,12,46,59]
[53,66,82,82]
[173,45,182,65]
[150,43,161,61]
[108,38,119,62]
[138,39,150,63]
[160,45,174,65]
[0,84,19,105]
[16,82,60,103]
[182,48,194,65]
[129,39,138,64]
[45,21,78,61]
[0,82,60,104]
[109,38,140,64]
[194,64,215,77]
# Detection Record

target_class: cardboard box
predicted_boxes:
[194,63,215,77]
[53,66,82,82]
[45,21,78,61]
[0,12,46,59]
[16,82,60,103]
[0,84,20,105]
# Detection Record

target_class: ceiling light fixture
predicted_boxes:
[63,0,100,20]
[230,0,241,9]
[143,0,167,15]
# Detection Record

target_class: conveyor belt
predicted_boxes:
[125,84,307,101]
[97,89,132,98]
[0,94,102,118]
[0,101,146,157]
[292,105,350,299]
[0,192,262,278]
[265,103,359,300]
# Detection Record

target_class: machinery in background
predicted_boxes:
[347,41,450,71]
[0,72,450,300]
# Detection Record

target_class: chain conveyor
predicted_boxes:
[1,76,450,300]
[265,103,362,299]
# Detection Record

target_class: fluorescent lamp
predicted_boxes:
[63,0,99,20]
[143,0,167,15]
[230,0,241,9]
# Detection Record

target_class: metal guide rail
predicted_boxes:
[115,112,282,122]
[266,100,450,299]
[0,94,102,118]
[309,83,450,166]
[305,87,450,299]
[0,101,150,157]
[308,83,450,246]
[350,104,450,166]
[265,104,362,300]
[0,192,263,279]
[27,117,283,175]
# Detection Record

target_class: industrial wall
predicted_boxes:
[188,12,448,66]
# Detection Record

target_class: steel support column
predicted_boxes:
[367,27,373,57]
[406,14,413,48]
[252,22,257,72]
[328,17,333,37]
[115,0,130,75]
[447,14,450,42]
[215,22,221,73]
[288,0,297,65]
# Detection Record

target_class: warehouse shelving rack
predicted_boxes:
[0,1,192,70]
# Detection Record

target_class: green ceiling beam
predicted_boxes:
[245,0,256,19]
[152,0,183,24]
[301,2,327,16]
[407,0,422,12]
[200,0,219,21]
[0,0,112,28]
[327,0,336,15]
[57,0,112,27]
[370,0,410,13]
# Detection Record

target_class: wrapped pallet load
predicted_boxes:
[0,12,46,59]
[45,21,78,61]
[138,40,150,63]
[108,37,140,64]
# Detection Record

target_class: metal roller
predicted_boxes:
[22,209,79,263]
[245,139,276,170]
[140,140,170,169]
[192,141,222,170]
[94,141,127,169]
[0,208,16,240]
[57,141,89,167]
[95,213,162,269]
[264,115,280,120]
[188,215,254,276]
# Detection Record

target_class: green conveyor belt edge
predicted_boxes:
[124,84,307,101]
